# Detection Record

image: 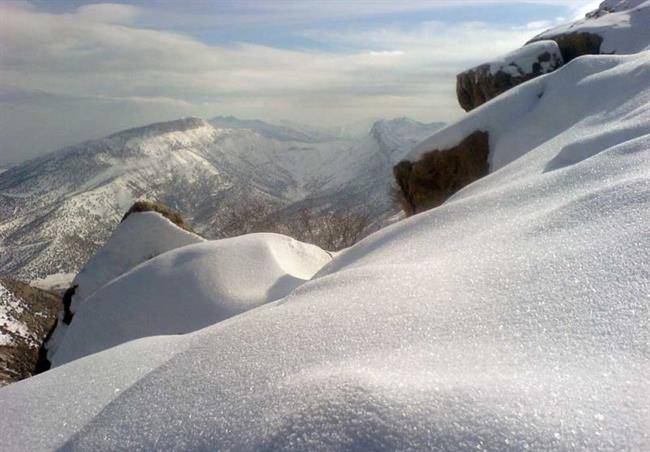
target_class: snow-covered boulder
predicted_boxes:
[457,40,564,111]
[51,233,332,366]
[70,208,204,310]
[529,0,650,60]
[422,0,650,215]
[398,24,650,215]
[45,206,204,360]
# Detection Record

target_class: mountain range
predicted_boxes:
[0,116,443,282]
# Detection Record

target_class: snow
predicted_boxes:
[31,272,75,293]
[487,40,563,76]
[0,46,648,449]
[534,0,650,54]
[70,211,204,308]
[44,211,204,360]
[409,52,650,173]
[51,233,332,367]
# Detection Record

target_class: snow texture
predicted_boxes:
[44,211,203,360]
[70,211,204,308]
[0,48,648,450]
[51,233,331,367]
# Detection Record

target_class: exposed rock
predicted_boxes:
[528,32,603,63]
[393,131,490,215]
[121,200,193,233]
[0,278,62,386]
[457,41,563,111]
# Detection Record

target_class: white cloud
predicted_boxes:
[75,3,141,24]
[0,1,572,163]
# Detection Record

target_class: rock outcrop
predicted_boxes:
[457,41,563,111]
[121,200,194,233]
[528,32,603,63]
[0,278,62,386]
[393,131,490,215]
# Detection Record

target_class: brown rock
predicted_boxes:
[528,32,603,63]
[121,200,194,233]
[456,41,563,111]
[393,131,490,215]
[0,278,63,386]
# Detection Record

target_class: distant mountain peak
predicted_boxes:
[370,118,445,157]
[208,115,335,143]
[106,117,209,141]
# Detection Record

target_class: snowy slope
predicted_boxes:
[43,211,203,360]
[51,233,331,367]
[288,117,445,219]
[408,53,650,172]
[209,116,336,142]
[0,117,441,281]
[70,211,204,307]
[533,0,650,54]
[0,49,647,449]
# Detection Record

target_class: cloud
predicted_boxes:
[0,1,578,164]
[569,1,602,19]
[75,3,141,24]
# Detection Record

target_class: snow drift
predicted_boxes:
[71,210,204,306]
[45,210,204,360]
[51,233,331,367]
[0,46,648,450]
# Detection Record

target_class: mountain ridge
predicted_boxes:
[0,115,443,282]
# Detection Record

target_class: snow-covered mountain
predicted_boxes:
[0,116,442,282]
[209,116,338,142]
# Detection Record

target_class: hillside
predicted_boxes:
[0,278,61,386]
[0,117,442,282]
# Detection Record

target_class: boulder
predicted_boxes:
[393,131,490,215]
[44,203,204,361]
[0,278,62,386]
[121,200,193,233]
[457,41,563,111]
[528,32,603,63]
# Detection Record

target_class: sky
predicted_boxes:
[0,0,600,165]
